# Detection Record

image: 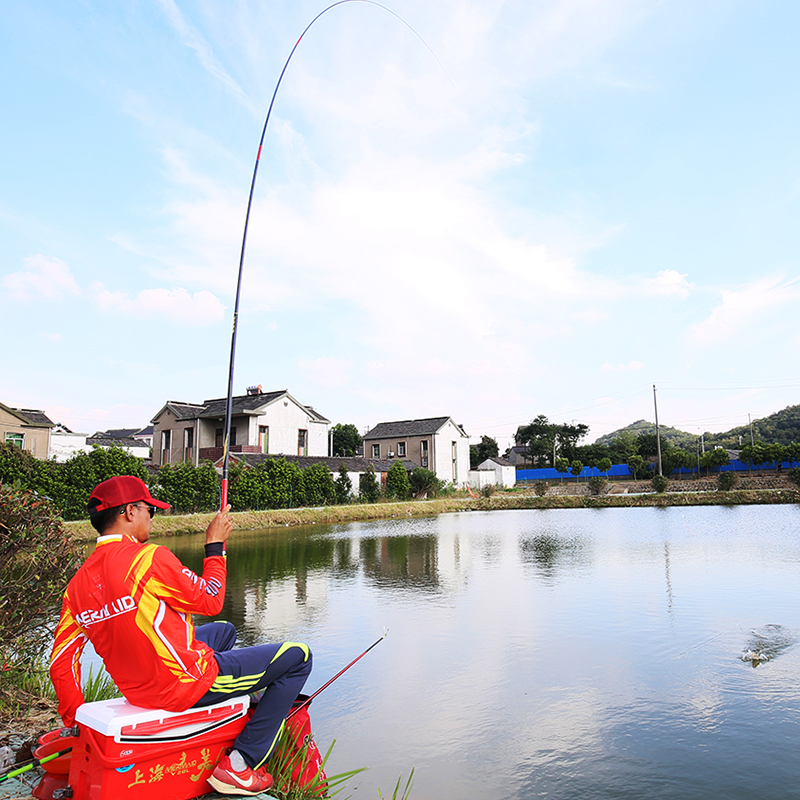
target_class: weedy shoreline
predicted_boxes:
[63,487,799,542]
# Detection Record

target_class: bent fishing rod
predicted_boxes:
[219,1,449,508]
[288,630,388,719]
[0,747,72,784]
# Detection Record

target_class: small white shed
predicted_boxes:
[469,457,516,489]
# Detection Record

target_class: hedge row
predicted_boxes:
[0,442,418,519]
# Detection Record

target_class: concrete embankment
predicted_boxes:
[64,483,799,542]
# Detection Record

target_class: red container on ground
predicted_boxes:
[66,696,250,800]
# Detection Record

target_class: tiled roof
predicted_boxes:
[86,436,149,449]
[10,408,55,427]
[364,417,457,439]
[198,391,289,419]
[230,454,418,473]
[95,428,139,439]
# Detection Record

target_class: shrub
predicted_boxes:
[717,471,738,491]
[0,485,80,668]
[385,461,411,501]
[335,464,353,504]
[787,467,800,490]
[359,466,381,503]
[533,481,548,497]
[302,463,336,507]
[587,476,607,495]
[480,483,495,498]
[651,474,669,493]
[408,467,441,498]
[156,461,219,512]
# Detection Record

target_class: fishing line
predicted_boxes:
[220,1,450,508]
[287,629,388,719]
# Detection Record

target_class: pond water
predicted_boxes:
[167,504,800,800]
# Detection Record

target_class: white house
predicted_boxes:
[362,417,471,486]
[468,456,516,489]
[151,388,330,467]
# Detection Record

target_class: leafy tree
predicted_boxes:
[385,460,411,500]
[408,467,441,498]
[359,466,380,503]
[470,436,499,470]
[556,424,590,462]
[331,423,362,458]
[0,485,81,670]
[570,459,583,478]
[627,454,649,480]
[516,415,556,467]
[302,462,336,507]
[596,457,612,478]
[334,463,353,504]
[661,448,691,479]
[608,431,639,464]
[701,448,730,477]
[554,457,570,483]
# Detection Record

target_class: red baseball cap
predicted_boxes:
[88,476,171,512]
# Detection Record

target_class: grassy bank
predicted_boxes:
[64,488,800,541]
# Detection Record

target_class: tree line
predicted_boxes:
[0,441,446,520]
[470,415,800,480]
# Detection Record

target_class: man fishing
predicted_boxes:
[49,475,312,796]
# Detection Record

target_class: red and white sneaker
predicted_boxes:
[208,754,274,796]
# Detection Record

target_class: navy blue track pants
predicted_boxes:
[194,621,312,770]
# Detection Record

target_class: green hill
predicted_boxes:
[595,404,800,450]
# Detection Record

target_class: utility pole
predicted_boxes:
[653,384,663,476]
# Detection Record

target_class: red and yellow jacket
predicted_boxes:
[50,533,226,726]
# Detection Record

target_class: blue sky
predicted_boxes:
[2,0,799,451]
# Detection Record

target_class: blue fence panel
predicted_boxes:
[515,459,797,482]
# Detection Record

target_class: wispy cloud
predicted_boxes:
[1,254,80,301]
[154,0,255,114]
[94,287,225,325]
[688,275,800,347]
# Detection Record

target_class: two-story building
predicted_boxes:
[150,388,330,467]
[0,403,54,459]
[362,416,470,486]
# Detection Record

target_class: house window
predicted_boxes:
[5,432,24,448]
[183,428,193,462]
[420,440,429,468]
[259,425,269,453]
[397,442,406,457]
[162,430,171,464]
[298,429,308,456]
[372,444,380,458]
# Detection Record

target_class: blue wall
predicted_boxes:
[516,459,797,482]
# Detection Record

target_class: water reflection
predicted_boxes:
[163,505,800,800]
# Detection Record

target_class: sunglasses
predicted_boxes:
[128,503,156,518]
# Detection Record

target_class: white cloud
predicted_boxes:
[643,269,694,298]
[688,275,800,347]
[94,287,225,325]
[1,254,80,301]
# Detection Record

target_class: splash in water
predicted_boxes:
[740,624,797,667]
